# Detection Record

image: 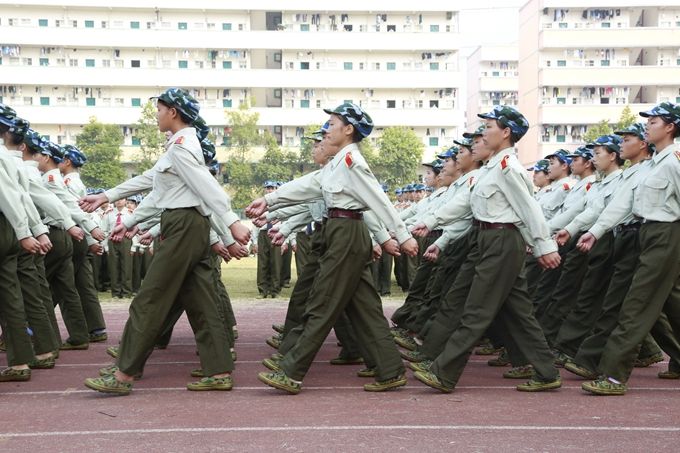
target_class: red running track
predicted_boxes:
[1,300,678,452]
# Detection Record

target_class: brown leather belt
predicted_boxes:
[428,230,443,238]
[615,223,641,233]
[313,221,323,230]
[475,220,517,230]
[327,208,364,221]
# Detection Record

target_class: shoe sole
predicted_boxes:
[29,362,55,370]
[262,359,282,372]
[503,373,534,379]
[517,381,562,392]
[399,351,423,362]
[413,372,452,393]
[364,378,407,392]
[257,373,300,394]
[658,373,680,380]
[84,379,131,395]
[265,340,280,350]
[106,349,119,359]
[581,383,625,395]
[272,326,284,334]
[60,345,89,351]
[357,371,376,378]
[394,337,417,351]
[634,356,664,368]
[0,375,31,382]
[564,363,598,380]
[329,358,364,365]
[187,384,233,391]
[89,336,108,343]
[408,363,430,373]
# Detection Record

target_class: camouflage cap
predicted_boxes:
[639,102,680,127]
[477,105,529,140]
[381,183,389,192]
[200,137,216,164]
[22,129,48,153]
[404,184,414,193]
[208,159,220,176]
[545,149,572,165]
[0,102,17,128]
[193,116,210,141]
[11,117,30,136]
[414,183,426,191]
[587,134,623,153]
[462,124,486,139]
[614,122,647,141]
[323,102,374,138]
[62,144,87,167]
[532,159,550,173]
[453,137,473,148]
[437,146,459,160]
[395,188,403,195]
[263,180,278,188]
[43,141,65,163]
[567,146,594,160]
[152,87,201,123]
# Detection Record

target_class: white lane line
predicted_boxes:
[2,424,679,438]
[4,385,680,396]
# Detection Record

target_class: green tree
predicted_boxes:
[76,117,126,188]
[373,127,424,188]
[253,131,298,184]
[297,123,321,169]
[615,105,637,131]
[133,100,165,173]
[583,119,613,143]
[226,100,261,159]
[223,157,257,209]
[223,101,262,207]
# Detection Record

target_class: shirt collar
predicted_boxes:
[329,143,359,170]
[485,147,515,168]
[652,143,678,165]
[166,127,195,149]
[601,168,623,184]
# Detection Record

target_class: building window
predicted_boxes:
[84,20,94,28]
[386,100,396,108]
[387,62,396,71]
[222,61,232,69]
[600,60,610,67]
[344,62,353,70]
[178,60,188,69]
[556,135,566,143]
[429,137,439,146]
[40,97,50,106]
[222,23,232,30]
[131,98,141,107]
[430,25,439,32]
[492,71,500,76]
[86,98,96,106]
[300,24,310,31]
[69,59,78,67]
[39,19,48,27]
[430,62,439,70]
[557,97,566,104]
[300,62,310,70]
[223,99,232,108]
[131,137,141,146]
[85,59,95,67]
[39,58,49,66]
[130,21,140,29]
[300,99,310,108]
[178,22,188,30]
[131,60,140,68]
[557,60,566,67]
[601,22,611,28]
[559,22,568,28]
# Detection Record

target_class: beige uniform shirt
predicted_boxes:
[540,176,572,221]
[564,169,623,237]
[631,143,680,222]
[42,168,99,234]
[432,169,480,250]
[17,158,76,230]
[265,144,412,244]
[588,160,652,239]
[0,153,32,240]
[547,174,597,232]
[105,127,239,227]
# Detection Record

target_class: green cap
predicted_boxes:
[323,103,374,137]
[462,125,485,139]
[639,102,680,127]
[477,105,529,140]
[151,87,201,123]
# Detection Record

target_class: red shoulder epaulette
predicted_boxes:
[174,136,185,145]
[468,176,475,187]
[563,183,570,191]
[585,182,592,192]
[675,150,680,162]
[500,155,510,170]
[345,152,353,167]
[48,174,54,183]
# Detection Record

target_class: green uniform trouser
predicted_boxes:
[280,218,404,381]
[280,246,292,287]
[17,251,60,355]
[599,222,680,383]
[430,228,558,388]
[537,234,591,343]
[69,237,106,332]
[524,255,542,300]
[533,234,581,319]
[108,238,132,297]
[256,229,282,296]
[552,232,616,355]
[93,251,110,292]
[44,227,89,345]
[393,255,406,290]
[415,233,472,339]
[372,252,393,295]
[34,253,62,344]
[117,208,233,377]
[573,228,668,372]
[0,214,35,366]
[391,235,438,328]
[419,228,479,359]
[294,231,312,279]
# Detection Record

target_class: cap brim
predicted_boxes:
[477,113,495,120]
[639,110,655,117]
[323,108,336,115]
[453,139,470,147]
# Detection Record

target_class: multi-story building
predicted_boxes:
[518,0,680,163]
[466,45,518,129]
[0,1,464,164]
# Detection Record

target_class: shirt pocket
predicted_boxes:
[323,181,343,207]
[643,177,669,207]
[473,185,503,218]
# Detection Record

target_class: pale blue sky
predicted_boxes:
[458,1,524,55]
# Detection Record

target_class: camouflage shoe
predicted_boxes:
[99,365,142,380]
[232,326,238,340]
[266,335,282,350]
[272,323,285,334]
[394,334,417,351]
[271,352,284,361]
[187,376,233,391]
[581,378,627,396]
[658,370,680,379]
[0,367,31,382]
[29,356,56,369]
[190,368,204,378]
[408,360,433,373]
[413,370,453,393]
[106,345,119,358]
[517,377,562,392]
[231,348,237,362]
[475,345,503,356]
[503,365,534,379]
[89,331,108,343]
[329,356,364,365]
[364,373,407,392]
[553,351,573,368]
[84,374,132,395]
[60,341,89,351]
[633,352,664,368]
[400,349,425,362]
[357,367,376,378]
[487,349,510,367]
[563,361,598,380]
[262,357,282,372]
[390,327,407,338]
[258,370,301,394]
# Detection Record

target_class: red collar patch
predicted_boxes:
[345,152,353,167]
[563,183,570,191]
[174,136,185,145]
[585,182,592,192]
[500,155,510,170]
[48,174,54,183]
